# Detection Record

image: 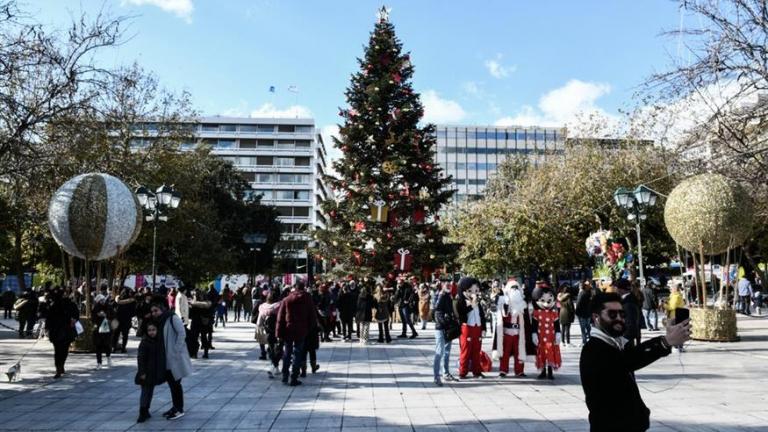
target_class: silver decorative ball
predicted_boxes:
[48,173,143,260]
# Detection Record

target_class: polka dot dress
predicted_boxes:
[533,309,562,370]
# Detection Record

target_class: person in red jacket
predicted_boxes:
[276,281,317,386]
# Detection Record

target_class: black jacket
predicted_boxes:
[338,290,357,321]
[455,297,486,331]
[355,292,374,322]
[136,336,167,386]
[580,336,671,432]
[45,296,79,344]
[575,289,592,318]
[433,292,455,330]
[641,287,658,310]
[622,293,642,343]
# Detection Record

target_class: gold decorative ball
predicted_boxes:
[664,173,753,254]
[382,160,397,174]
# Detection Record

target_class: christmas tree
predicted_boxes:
[315,7,456,281]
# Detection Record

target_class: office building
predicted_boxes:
[433,125,566,202]
[182,116,328,273]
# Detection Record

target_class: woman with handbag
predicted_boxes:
[92,294,115,369]
[44,287,79,378]
[433,282,459,386]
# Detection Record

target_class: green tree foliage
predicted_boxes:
[314,10,456,278]
[448,142,676,278]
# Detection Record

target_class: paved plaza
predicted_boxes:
[0,315,767,432]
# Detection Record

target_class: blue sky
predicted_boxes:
[38,1,683,133]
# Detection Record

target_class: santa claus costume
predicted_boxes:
[532,286,562,380]
[492,281,528,377]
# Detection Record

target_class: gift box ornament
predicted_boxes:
[370,200,389,222]
[393,248,413,271]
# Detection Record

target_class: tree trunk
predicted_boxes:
[13,228,26,291]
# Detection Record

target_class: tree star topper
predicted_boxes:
[377,6,390,22]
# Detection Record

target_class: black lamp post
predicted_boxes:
[613,185,657,285]
[135,184,181,291]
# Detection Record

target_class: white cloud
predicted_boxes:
[494,79,613,129]
[484,54,516,79]
[422,90,466,124]
[462,81,482,97]
[248,103,313,119]
[123,0,194,22]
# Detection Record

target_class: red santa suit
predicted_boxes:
[493,283,527,376]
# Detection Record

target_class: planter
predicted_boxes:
[690,308,738,342]
[71,317,94,353]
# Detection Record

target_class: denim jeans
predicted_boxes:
[433,329,452,378]
[281,338,306,381]
[400,306,417,335]
[642,308,658,330]
[577,317,591,344]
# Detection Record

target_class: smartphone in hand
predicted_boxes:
[674,307,690,325]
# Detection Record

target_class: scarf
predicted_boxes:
[590,325,628,351]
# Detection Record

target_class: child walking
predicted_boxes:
[135,321,166,423]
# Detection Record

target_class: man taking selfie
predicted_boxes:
[580,291,691,432]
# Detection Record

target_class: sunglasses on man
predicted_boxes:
[603,309,626,319]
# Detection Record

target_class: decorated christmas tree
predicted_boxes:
[314,7,456,281]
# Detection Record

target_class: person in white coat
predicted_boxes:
[151,301,193,421]
[175,289,190,328]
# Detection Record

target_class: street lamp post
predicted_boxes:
[136,184,181,291]
[613,185,657,286]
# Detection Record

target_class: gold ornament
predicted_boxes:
[664,174,754,255]
[382,160,398,174]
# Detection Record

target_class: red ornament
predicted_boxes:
[388,209,400,227]
[387,272,395,280]
[413,209,426,224]
[353,250,363,266]
[393,248,413,271]
[386,232,393,240]
[354,221,366,232]
[329,209,337,218]
[392,73,402,83]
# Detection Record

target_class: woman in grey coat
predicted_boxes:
[151,301,193,420]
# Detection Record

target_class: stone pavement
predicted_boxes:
[0,314,767,432]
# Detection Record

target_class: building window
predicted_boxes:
[257,173,274,183]
[240,139,257,149]
[258,125,275,132]
[278,125,295,133]
[201,124,219,132]
[257,139,274,147]
[295,125,313,133]
[239,125,258,132]
[241,172,256,182]
[215,139,234,149]
[254,189,273,199]
[276,140,294,148]
[294,190,310,200]
[275,157,293,166]
[294,157,310,166]
[256,156,273,166]
[276,190,294,200]
[295,140,311,147]
[293,207,310,217]
[220,124,236,132]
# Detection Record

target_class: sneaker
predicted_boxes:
[396,334,407,338]
[409,332,418,339]
[136,413,149,423]
[433,377,443,387]
[499,372,507,378]
[267,370,275,379]
[167,410,185,420]
[443,373,457,382]
[311,364,320,374]
[96,363,102,370]
[162,409,175,418]
[289,379,302,387]
[514,373,527,378]
[300,370,307,378]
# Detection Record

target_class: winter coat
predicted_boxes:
[373,289,392,322]
[575,289,592,319]
[276,290,317,342]
[621,293,642,343]
[338,290,357,322]
[418,288,431,320]
[355,292,374,322]
[114,298,136,329]
[45,296,78,345]
[433,292,456,330]
[136,335,166,386]
[580,336,671,431]
[91,301,114,350]
[557,292,574,325]
[2,290,15,309]
[175,293,189,326]
[160,311,193,381]
[641,287,658,310]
